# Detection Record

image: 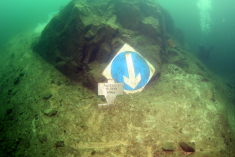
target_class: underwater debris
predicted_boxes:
[167,38,177,48]
[43,108,57,117]
[55,141,65,147]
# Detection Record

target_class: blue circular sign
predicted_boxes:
[111,51,150,91]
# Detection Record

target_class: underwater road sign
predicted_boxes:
[102,43,155,94]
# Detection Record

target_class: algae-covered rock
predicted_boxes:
[162,142,174,151]
[43,91,52,99]
[33,0,175,88]
[43,109,57,117]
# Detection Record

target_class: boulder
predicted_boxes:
[33,0,176,90]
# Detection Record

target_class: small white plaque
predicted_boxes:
[98,79,123,106]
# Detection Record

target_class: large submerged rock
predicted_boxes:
[33,0,175,88]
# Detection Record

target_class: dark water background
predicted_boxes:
[0,0,234,80]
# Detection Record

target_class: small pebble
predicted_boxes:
[162,142,174,151]
[55,141,65,147]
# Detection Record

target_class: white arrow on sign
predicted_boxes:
[123,52,141,89]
